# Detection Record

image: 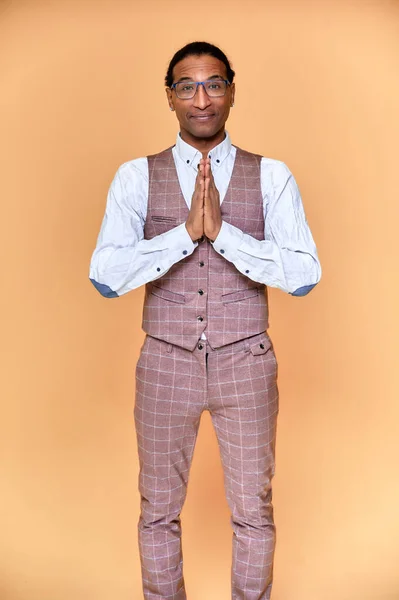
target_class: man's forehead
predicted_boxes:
[172,55,227,81]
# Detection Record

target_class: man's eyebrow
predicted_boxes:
[174,74,225,84]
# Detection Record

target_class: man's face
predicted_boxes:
[166,54,235,142]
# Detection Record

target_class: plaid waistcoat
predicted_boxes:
[142,146,269,351]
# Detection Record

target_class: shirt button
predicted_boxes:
[186,159,190,164]
[183,250,188,255]
[216,159,220,163]
[157,267,161,272]
[198,289,204,295]
[199,261,205,267]
[197,315,204,321]
[220,249,225,254]
[245,269,249,274]
[198,343,204,350]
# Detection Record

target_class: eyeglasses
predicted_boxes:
[170,78,230,99]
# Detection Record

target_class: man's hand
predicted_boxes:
[203,158,222,241]
[185,161,205,242]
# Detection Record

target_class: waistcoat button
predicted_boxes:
[199,261,205,267]
[198,343,204,350]
[197,316,204,321]
[198,289,204,295]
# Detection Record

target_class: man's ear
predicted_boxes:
[165,88,174,111]
[230,82,236,107]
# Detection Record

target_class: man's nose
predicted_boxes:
[192,83,211,109]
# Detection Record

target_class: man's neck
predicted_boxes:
[179,128,226,158]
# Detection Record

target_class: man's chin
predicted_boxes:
[187,123,223,140]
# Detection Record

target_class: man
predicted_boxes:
[89,41,321,600]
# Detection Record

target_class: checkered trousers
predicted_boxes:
[142,147,269,351]
[134,331,279,599]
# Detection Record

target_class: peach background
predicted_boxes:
[1,1,399,599]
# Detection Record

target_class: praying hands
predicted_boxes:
[185,157,222,243]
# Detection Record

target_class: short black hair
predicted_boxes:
[165,41,235,88]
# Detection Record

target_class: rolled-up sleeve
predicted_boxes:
[211,159,321,296]
[89,159,197,298]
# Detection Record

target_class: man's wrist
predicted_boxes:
[206,223,222,244]
[185,222,202,243]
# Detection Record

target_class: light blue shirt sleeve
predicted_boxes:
[211,159,321,296]
[90,133,321,300]
[89,160,197,298]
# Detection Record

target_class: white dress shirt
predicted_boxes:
[89,131,321,303]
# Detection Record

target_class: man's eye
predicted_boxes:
[181,84,194,91]
[209,83,221,89]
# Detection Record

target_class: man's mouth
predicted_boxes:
[189,114,215,120]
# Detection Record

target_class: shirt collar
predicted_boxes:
[175,130,232,170]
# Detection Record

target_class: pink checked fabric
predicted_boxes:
[142,147,269,351]
[135,332,279,600]
[135,146,279,599]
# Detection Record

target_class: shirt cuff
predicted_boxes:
[156,221,198,255]
[131,223,198,287]
[211,220,244,256]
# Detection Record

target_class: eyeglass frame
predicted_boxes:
[170,78,231,99]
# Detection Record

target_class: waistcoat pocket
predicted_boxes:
[221,287,260,305]
[150,285,185,304]
[151,215,177,222]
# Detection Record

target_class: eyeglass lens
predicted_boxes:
[174,79,227,99]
